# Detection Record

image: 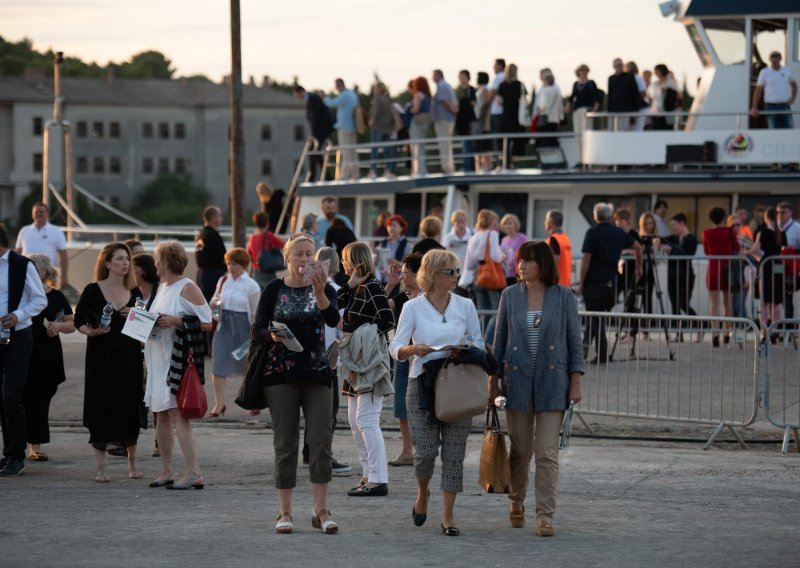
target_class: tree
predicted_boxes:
[132,173,210,224]
[117,50,175,80]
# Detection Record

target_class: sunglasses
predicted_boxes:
[438,268,461,277]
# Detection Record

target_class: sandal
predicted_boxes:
[275,513,293,534]
[128,459,143,480]
[312,509,338,534]
[95,466,111,483]
[29,452,48,462]
[509,504,525,528]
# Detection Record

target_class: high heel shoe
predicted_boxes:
[166,473,204,490]
[209,405,226,418]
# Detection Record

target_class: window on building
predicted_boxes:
[77,121,88,138]
[175,158,186,174]
[93,157,105,174]
[33,153,43,173]
[77,156,88,174]
[158,122,169,139]
[142,122,154,139]
[92,121,104,138]
[294,125,304,141]
[261,124,272,141]
[33,117,43,136]
[158,157,169,173]
[175,123,186,139]
[109,196,121,207]
[109,122,121,139]
[261,159,272,176]
[142,157,153,174]
[109,157,121,174]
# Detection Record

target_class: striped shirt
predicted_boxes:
[527,310,542,370]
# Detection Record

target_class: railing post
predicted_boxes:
[501,136,508,170]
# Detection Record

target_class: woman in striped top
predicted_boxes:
[490,241,585,537]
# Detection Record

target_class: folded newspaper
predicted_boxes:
[269,322,303,352]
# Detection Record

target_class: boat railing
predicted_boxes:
[585,109,800,132]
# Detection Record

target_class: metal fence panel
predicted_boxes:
[764,318,800,454]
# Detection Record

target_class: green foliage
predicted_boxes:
[132,173,210,224]
[115,50,175,80]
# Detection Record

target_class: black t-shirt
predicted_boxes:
[411,238,445,256]
[196,226,227,271]
[455,85,477,136]
[581,222,635,287]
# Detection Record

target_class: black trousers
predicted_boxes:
[23,375,56,445]
[668,271,697,317]
[583,285,615,358]
[0,328,33,460]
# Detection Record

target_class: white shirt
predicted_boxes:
[15,222,67,266]
[0,250,47,330]
[782,218,800,249]
[389,294,484,378]
[443,227,474,268]
[490,71,506,115]
[757,66,796,104]
[215,272,261,322]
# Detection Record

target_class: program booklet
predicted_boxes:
[300,259,330,286]
[269,322,303,352]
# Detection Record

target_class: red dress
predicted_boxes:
[702,226,740,292]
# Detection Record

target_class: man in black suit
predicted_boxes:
[607,58,642,131]
[293,85,334,181]
[0,224,47,476]
[195,205,227,302]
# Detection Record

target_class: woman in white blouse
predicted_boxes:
[390,249,483,536]
[461,209,504,342]
[209,248,261,417]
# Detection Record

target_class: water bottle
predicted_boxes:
[0,326,10,345]
[134,298,146,310]
[211,298,222,321]
[100,301,113,330]
[494,396,507,409]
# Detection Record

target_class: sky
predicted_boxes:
[0,0,705,95]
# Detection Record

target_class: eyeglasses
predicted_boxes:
[438,268,461,277]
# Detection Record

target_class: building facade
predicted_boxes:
[0,75,307,222]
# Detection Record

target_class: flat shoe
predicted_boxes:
[441,524,460,536]
[95,467,110,483]
[166,473,204,490]
[388,454,414,466]
[29,452,48,462]
[149,477,174,488]
[536,521,555,537]
[347,483,388,497]
[509,505,525,528]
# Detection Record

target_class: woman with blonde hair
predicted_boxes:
[144,241,212,490]
[23,254,75,462]
[390,249,483,535]
[252,234,341,533]
[209,247,261,417]
[75,243,144,482]
[412,216,445,256]
[338,241,395,497]
[463,209,504,341]
[500,213,528,286]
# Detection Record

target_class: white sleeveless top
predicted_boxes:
[143,278,212,412]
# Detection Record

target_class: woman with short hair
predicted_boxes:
[209,248,261,417]
[412,216,445,256]
[390,249,483,536]
[252,234,341,533]
[75,243,144,482]
[376,214,413,283]
[500,213,528,286]
[144,241,212,490]
[24,254,75,463]
[490,241,584,537]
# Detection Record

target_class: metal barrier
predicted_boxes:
[482,307,760,449]
[758,255,800,350]
[763,319,800,455]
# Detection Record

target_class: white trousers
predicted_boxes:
[434,120,455,173]
[347,393,389,483]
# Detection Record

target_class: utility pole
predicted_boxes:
[229,0,246,247]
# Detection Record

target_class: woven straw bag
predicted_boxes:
[478,407,510,494]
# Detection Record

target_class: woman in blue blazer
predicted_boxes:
[490,240,585,537]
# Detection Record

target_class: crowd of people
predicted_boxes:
[1,192,798,539]
[292,52,796,177]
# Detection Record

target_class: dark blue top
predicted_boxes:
[581,222,636,287]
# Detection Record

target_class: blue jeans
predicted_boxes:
[370,130,396,173]
[765,103,794,129]
[475,287,501,346]
[462,139,475,172]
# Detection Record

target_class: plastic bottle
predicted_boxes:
[134,298,146,310]
[0,326,10,345]
[100,301,113,329]
[211,298,222,321]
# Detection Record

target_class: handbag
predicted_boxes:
[434,357,488,422]
[259,248,285,274]
[476,234,506,290]
[176,349,208,420]
[234,342,269,410]
[478,406,511,494]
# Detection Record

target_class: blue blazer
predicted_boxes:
[492,283,585,413]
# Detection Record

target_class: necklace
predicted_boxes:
[425,293,450,323]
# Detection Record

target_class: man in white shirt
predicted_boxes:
[0,224,48,476]
[489,58,506,160]
[778,202,800,327]
[750,51,797,129]
[15,202,69,288]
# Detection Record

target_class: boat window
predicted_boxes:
[686,23,713,67]
[359,198,390,240]
[578,195,650,228]
[531,199,563,239]
[477,192,528,233]
[738,195,800,226]
[704,19,746,65]
[424,193,446,219]
[337,197,356,233]
[753,19,787,66]
[395,193,421,238]
[656,195,732,239]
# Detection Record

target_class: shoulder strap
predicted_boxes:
[483,232,492,262]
